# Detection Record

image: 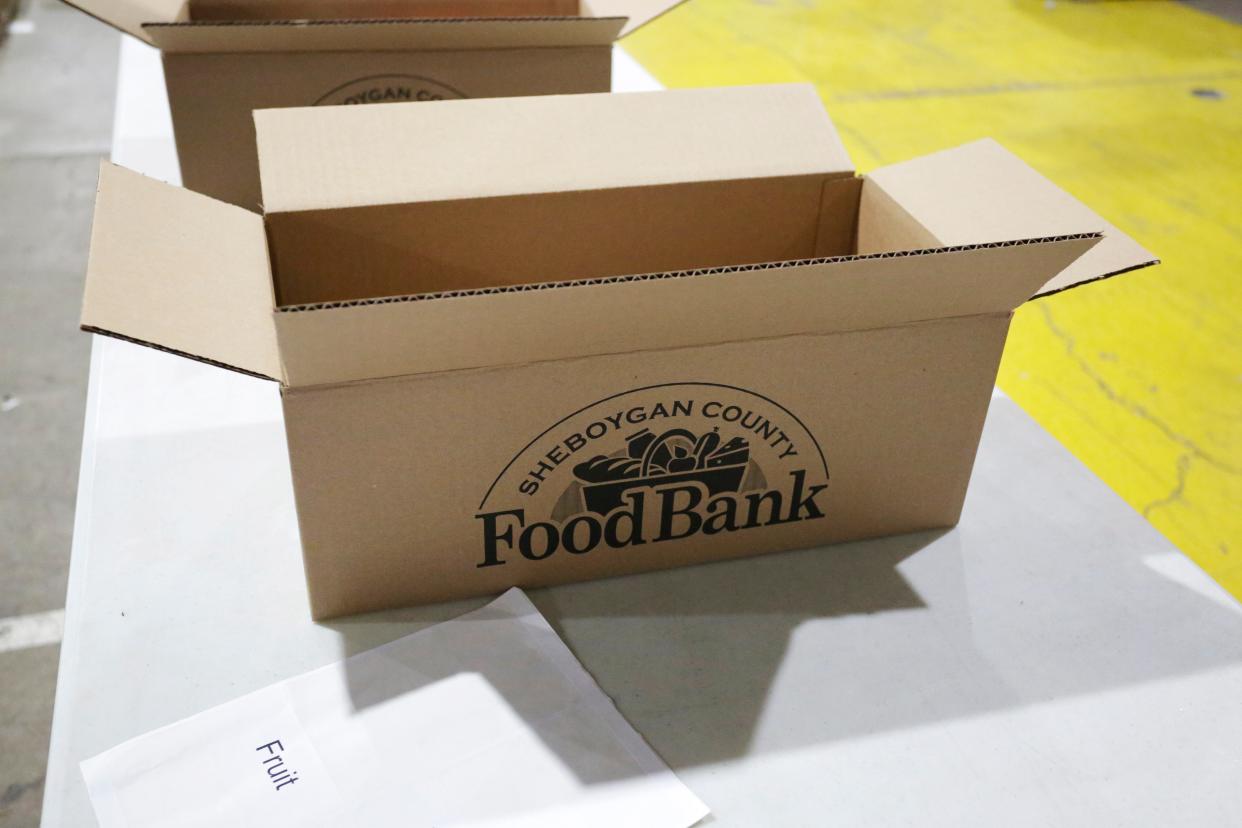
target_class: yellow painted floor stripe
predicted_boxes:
[625,0,1242,598]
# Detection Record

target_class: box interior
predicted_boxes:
[267,173,909,307]
[265,173,941,308]
[187,0,582,21]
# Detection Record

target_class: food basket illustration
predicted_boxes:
[573,427,751,514]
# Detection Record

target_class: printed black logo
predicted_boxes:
[314,74,467,106]
[475,383,830,568]
[574,426,751,514]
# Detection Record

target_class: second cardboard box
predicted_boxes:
[65,0,686,208]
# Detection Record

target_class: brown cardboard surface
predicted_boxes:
[815,176,864,256]
[266,175,843,304]
[188,0,582,21]
[181,0,684,33]
[80,164,282,381]
[69,0,680,44]
[254,84,854,213]
[271,235,1097,388]
[145,17,624,53]
[283,312,1010,618]
[164,46,609,210]
[866,138,1158,296]
[855,176,939,255]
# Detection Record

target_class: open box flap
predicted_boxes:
[144,15,625,53]
[255,83,855,213]
[582,0,687,37]
[81,164,282,382]
[865,139,1158,300]
[61,0,183,44]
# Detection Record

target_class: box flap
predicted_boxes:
[186,0,580,19]
[865,139,1158,299]
[272,235,1099,387]
[62,0,184,43]
[582,0,686,37]
[144,16,624,53]
[82,163,282,382]
[255,84,854,213]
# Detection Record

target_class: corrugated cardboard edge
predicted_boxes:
[271,234,1097,388]
[1032,259,1160,301]
[144,15,627,52]
[81,326,279,381]
[277,232,1105,313]
[81,163,283,382]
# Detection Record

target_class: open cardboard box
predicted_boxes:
[63,0,684,209]
[81,84,1158,619]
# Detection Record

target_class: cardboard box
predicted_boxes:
[80,84,1158,619]
[63,0,684,209]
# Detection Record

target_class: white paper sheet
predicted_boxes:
[81,589,708,828]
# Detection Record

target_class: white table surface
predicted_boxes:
[42,36,1242,828]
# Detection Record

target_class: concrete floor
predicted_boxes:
[0,2,1237,827]
[0,1,116,825]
